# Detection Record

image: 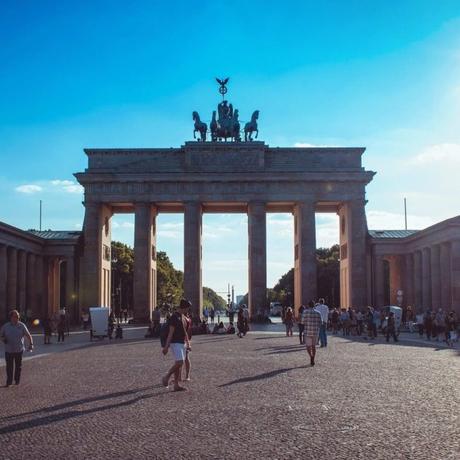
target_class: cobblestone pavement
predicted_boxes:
[0,329,458,460]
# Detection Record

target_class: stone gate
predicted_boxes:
[75,141,375,321]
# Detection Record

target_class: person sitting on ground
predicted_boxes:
[226,322,235,334]
[200,320,210,334]
[215,322,226,334]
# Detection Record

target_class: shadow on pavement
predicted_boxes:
[333,333,459,354]
[219,365,308,387]
[0,389,164,435]
[1,386,154,420]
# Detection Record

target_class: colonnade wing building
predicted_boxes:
[1,142,459,322]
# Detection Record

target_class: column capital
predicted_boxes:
[184,201,202,211]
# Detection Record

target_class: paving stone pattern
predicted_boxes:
[0,332,458,460]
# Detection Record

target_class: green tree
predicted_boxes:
[111,241,134,310]
[271,245,340,307]
[203,287,227,309]
[111,241,226,312]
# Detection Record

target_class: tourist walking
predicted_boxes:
[340,309,350,336]
[1,310,34,387]
[315,298,329,347]
[434,309,445,342]
[445,311,457,347]
[57,314,66,342]
[153,307,161,336]
[356,310,364,336]
[162,299,192,391]
[424,310,433,340]
[301,301,322,366]
[285,307,294,337]
[42,317,52,344]
[366,307,375,340]
[331,308,339,335]
[184,307,192,381]
[210,308,215,324]
[385,311,398,342]
[82,310,90,330]
[297,305,305,344]
[237,306,245,338]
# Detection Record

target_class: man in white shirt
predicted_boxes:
[315,298,329,347]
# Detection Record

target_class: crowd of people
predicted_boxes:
[1,298,458,389]
[282,303,459,347]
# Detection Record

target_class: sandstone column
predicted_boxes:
[26,253,37,319]
[413,251,422,312]
[430,245,441,309]
[440,243,451,309]
[339,200,368,309]
[248,201,267,320]
[17,250,27,316]
[404,253,414,307]
[450,240,460,313]
[184,202,203,319]
[294,201,317,313]
[35,255,45,319]
[422,247,432,309]
[80,203,112,309]
[134,203,156,322]
[7,247,17,310]
[65,257,76,322]
[0,245,7,321]
[388,256,402,305]
[374,255,385,307]
[349,200,368,308]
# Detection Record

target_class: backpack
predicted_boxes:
[160,320,170,347]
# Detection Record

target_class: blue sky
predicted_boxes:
[1,1,460,298]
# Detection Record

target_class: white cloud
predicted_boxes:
[367,210,435,230]
[203,223,235,239]
[120,221,134,229]
[63,184,84,194]
[157,222,183,239]
[51,179,74,186]
[15,184,42,194]
[408,143,460,166]
[50,179,83,194]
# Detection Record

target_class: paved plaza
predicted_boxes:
[0,327,458,460]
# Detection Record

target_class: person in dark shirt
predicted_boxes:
[57,315,66,342]
[162,299,192,391]
[386,311,398,342]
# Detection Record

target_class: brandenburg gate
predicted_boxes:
[75,141,374,321]
[74,79,374,321]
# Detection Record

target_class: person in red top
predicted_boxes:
[162,299,192,391]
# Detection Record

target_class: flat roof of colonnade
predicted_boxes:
[75,142,375,214]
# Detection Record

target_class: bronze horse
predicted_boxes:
[192,111,207,142]
[244,110,259,142]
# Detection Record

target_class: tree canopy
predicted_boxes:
[111,241,226,310]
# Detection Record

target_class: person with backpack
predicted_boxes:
[161,299,192,391]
